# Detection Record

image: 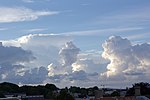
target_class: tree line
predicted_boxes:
[0,82,150,100]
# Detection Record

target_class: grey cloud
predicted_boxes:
[1,66,48,84]
[20,66,48,84]
[59,41,80,67]
[0,42,35,64]
[0,42,40,84]
[68,70,88,81]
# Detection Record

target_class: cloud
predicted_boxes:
[0,34,73,84]
[62,27,143,36]
[19,66,48,84]
[2,34,72,67]
[47,41,81,77]
[72,50,108,73]
[22,0,34,3]
[95,6,150,28]
[0,42,36,83]
[0,27,8,31]
[81,3,90,6]
[2,33,150,87]
[72,58,107,73]
[59,41,80,67]
[47,42,107,87]
[101,36,150,82]
[0,42,35,64]
[68,70,88,81]
[1,34,101,85]
[22,0,50,3]
[126,32,150,41]
[0,7,59,23]
[25,28,47,33]
[1,65,48,84]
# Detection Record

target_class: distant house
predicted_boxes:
[4,93,26,98]
[120,90,127,96]
[3,93,44,100]
[21,95,44,100]
[96,96,150,100]
[0,97,20,100]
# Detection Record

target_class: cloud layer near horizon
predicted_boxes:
[0,34,150,87]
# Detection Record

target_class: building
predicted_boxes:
[21,95,44,100]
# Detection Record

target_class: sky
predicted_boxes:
[0,0,150,88]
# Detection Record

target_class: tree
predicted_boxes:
[45,83,58,91]
[111,91,120,97]
[126,82,150,96]
[80,88,87,95]
[56,89,74,100]
[0,92,5,98]
[0,82,19,93]
[45,91,56,99]
[69,86,80,93]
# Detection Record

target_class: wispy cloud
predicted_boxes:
[81,3,90,6]
[22,0,34,3]
[62,27,143,36]
[0,7,59,23]
[25,28,47,33]
[126,32,150,40]
[94,6,150,27]
[22,0,50,3]
[0,27,8,31]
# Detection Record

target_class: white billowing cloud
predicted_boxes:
[72,51,107,73]
[47,41,80,77]
[3,34,72,67]
[0,34,73,84]
[0,34,104,86]
[2,33,150,87]
[0,7,59,23]
[47,42,108,87]
[101,36,150,82]
[59,41,80,67]
[72,58,107,73]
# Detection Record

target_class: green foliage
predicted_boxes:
[69,86,80,93]
[126,82,150,96]
[111,91,120,97]
[80,88,87,95]
[0,82,59,99]
[56,89,74,100]
[0,91,5,98]
[45,91,56,99]
[87,86,99,96]
[0,82,19,93]
[93,86,99,90]
[1,81,149,99]
[45,83,58,91]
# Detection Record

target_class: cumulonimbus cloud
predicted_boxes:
[101,36,150,81]
[0,34,72,84]
[1,34,150,87]
[0,7,59,23]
